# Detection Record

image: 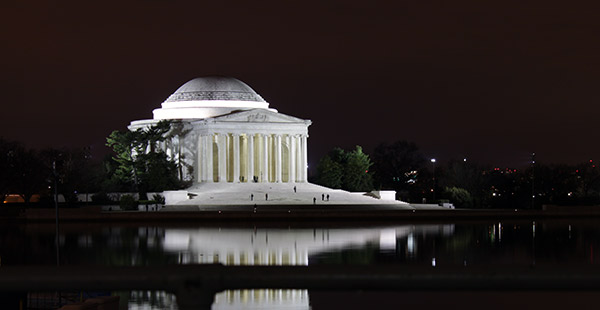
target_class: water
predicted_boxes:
[1,219,599,309]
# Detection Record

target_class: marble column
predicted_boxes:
[206,134,214,182]
[233,134,240,182]
[301,134,308,182]
[218,133,226,182]
[275,134,282,183]
[197,135,203,182]
[248,134,254,182]
[289,135,296,183]
[262,134,269,183]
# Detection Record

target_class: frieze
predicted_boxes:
[166,91,265,102]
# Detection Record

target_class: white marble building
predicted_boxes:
[129,76,311,185]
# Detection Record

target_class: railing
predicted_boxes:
[2,264,600,310]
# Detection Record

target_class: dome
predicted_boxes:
[152,76,274,120]
[166,76,265,103]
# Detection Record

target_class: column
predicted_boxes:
[233,134,240,182]
[218,133,226,182]
[289,135,296,183]
[262,134,269,183]
[248,134,254,182]
[206,134,214,182]
[275,134,282,183]
[197,135,203,182]
[301,134,308,182]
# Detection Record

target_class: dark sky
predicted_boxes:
[2,0,600,168]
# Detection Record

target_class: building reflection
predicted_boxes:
[162,224,455,310]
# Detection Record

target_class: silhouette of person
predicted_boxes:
[294,186,297,193]
[327,194,330,201]
[265,193,268,201]
[250,194,254,201]
[322,194,325,201]
[313,197,316,204]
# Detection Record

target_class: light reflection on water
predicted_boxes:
[160,225,453,309]
[3,220,599,309]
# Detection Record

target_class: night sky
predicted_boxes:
[2,0,600,168]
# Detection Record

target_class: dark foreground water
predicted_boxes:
[1,218,600,309]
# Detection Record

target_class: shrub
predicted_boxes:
[444,187,474,208]
[152,194,165,205]
[91,192,112,204]
[119,194,138,211]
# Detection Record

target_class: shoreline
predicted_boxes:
[2,205,600,223]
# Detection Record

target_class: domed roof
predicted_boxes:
[166,76,265,103]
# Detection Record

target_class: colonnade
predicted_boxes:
[197,133,308,183]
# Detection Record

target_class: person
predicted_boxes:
[313,197,316,204]
[265,193,268,201]
[322,194,325,201]
[294,186,297,193]
[250,194,254,201]
[327,194,330,201]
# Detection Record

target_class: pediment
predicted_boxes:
[212,109,309,124]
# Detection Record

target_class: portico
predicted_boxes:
[196,129,308,184]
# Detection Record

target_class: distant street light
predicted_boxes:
[431,159,436,202]
[531,152,535,209]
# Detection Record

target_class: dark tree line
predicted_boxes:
[315,140,600,209]
[0,138,103,205]
[0,121,188,206]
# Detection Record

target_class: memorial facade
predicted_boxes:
[128,76,311,185]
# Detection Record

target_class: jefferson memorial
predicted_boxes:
[129,76,310,184]
[129,76,411,208]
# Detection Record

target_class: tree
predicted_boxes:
[0,139,47,203]
[106,120,184,198]
[444,186,474,208]
[106,128,140,189]
[12,147,47,203]
[0,138,21,201]
[439,159,488,207]
[38,147,97,205]
[315,146,373,192]
[343,146,373,192]
[316,155,343,189]
[371,140,426,201]
[166,121,193,182]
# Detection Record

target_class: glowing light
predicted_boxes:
[431,258,436,267]
[498,222,502,242]
[430,158,436,163]
[407,234,415,255]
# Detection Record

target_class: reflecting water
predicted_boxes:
[2,219,600,309]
